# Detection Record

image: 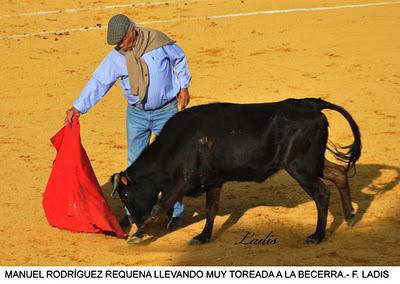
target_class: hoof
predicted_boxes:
[188,238,203,245]
[305,234,323,244]
[346,215,355,227]
[127,236,142,245]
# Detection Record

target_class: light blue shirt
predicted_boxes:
[73,43,191,113]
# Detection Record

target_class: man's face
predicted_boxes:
[118,27,137,51]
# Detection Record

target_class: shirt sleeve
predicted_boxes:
[73,51,119,113]
[163,43,191,89]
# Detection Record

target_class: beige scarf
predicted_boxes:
[116,28,175,102]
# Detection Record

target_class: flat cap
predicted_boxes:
[107,14,132,45]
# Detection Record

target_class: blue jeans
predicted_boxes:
[125,99,184,219]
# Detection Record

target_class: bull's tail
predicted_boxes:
[305,98,362,174]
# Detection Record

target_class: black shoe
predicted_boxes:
[167,216,182,231]
[119,215,133,228]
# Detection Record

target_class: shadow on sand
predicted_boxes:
[101,163,399,245]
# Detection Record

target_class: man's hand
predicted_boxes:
[64,107,80,124]
[177,88,190,110]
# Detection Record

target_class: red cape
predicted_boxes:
[43,116,126,238]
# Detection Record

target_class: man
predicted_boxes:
[65,14,190,232]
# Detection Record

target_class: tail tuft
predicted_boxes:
[326,140,358,176]
[315,99,362,175]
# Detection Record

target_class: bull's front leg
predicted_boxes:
[127,194,179,244]
[128,224,147,244]
[127,204,166,244]
[127,214,157,244]
[189,187,222,245]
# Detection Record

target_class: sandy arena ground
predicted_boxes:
[0,0,399,266]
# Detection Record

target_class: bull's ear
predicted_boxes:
[121,175,128,185]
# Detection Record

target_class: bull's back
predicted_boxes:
[160,102,276,137]
[153,100,327,181]
[158,100,324,148]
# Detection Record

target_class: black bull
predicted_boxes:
[111,98,361,244]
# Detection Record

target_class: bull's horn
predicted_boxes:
[111,173,121,197]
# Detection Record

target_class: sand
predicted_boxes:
[0,0,399,266]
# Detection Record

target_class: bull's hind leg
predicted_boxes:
[189,187,222,245]
[322,159,355,225]
[287,168,331,244]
